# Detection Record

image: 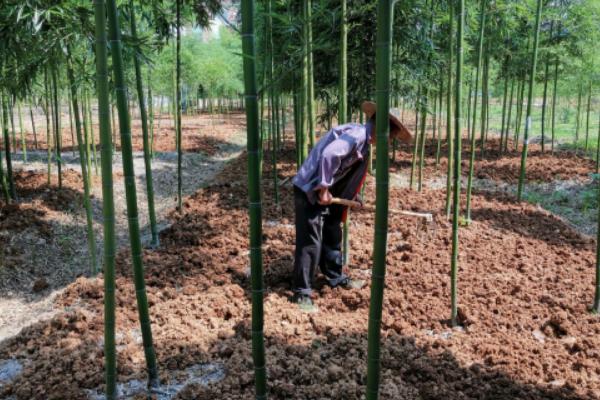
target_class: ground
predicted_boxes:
[1,114,600,399]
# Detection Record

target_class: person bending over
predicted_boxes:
[291,101,412,310]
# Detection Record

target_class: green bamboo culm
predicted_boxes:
[410,89,421,190]
[93,0,117,396]
[417,92,427,192]
[593,176,600,313]
[305,0,315,149]
[130,0,159,247]
[365,0,393,398]
[148,71,155,158]
[241,0,268,397]
[17,100,26,163]
[0,95,11,201]
[339,0,349,266]
[1,92,16,199]
[450,0,464,327]
[505,79,515,153]
[87,91,99,176]
[176,0,183,213]
[29,95,39,150]
[499,62,509,152]
[300,0,308,163]
[266,0,279,205]
[44,68,53,185]
[105,0,160,389]
[517,0,543,201]
[51,67,62,189]
[595,111,600,173]
[465,0,486,222]
[8,97,16,154]
[444,0,454,219]
[66,52,99,276]
[82,88,93,184]
[584,82,592,155]
[551,57,559,154]
[435,80,443,167]
[68,91,76,157]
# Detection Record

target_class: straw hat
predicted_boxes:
[361,101,413,143]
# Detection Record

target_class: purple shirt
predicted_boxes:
[293,122,373,204]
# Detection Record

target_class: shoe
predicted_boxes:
[338,277,366,290]
[292,293,318,313]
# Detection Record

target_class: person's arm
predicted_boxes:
[316,136,355,204]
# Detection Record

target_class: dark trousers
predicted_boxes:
[293,186,347,295]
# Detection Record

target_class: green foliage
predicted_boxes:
[149,27,243,98]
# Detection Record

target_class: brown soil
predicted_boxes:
[1,147,599,399]
[18,112,246,156]
[0,169,90,297]
[391,138,596,184]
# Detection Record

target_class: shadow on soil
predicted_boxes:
[0,316,591,399]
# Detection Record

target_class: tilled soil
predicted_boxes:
[1,148,599,399]
[391,138,596,185]
[0,113,246,343]
[19,112,246,155]
[0,169,93,341]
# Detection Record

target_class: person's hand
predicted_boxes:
[318,188,333,205]
[354,194,364,208]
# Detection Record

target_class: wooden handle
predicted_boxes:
[330,197,363,208]
[331,197,433,222]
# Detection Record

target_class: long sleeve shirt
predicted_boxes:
[293,122,373,205]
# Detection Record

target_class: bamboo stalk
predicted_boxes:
[241,0,268,397]
[44,68,53,185]
[1,91,15,199]
[0,93,12,200]
[17,99,27,162]
[93,0,117,396]
[450,0,464,327]
[29,96,39,150]
[594,173,600,313]
[365,0,393,397]
[340,0,349,267]
[51,67,62,189]
[66,50,98,276]
[445,1,454,218]
[130,0,159,247]
[551,57,559,154]
[466,0,486,222]
[517,0,543,201]
[176,0,183,212]
[106,0,160,388]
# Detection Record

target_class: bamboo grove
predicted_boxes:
[1,0,600,398]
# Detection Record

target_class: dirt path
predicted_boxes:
[0,114,246,343]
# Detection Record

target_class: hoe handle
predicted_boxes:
[331,197,433,222]
[330,197,363,208]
